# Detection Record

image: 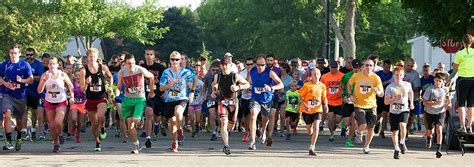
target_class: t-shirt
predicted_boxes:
[454,48,474,77]
[394,70,420,100]
[239,69,252,100]
[108,65,121,74]
[119,66,146,98]
[279,74,294,102]
[203,72,215,99]
[348,72,383,109]
[190,79,204,105]
[339,66,352,74]
[423,85,448,114]
[285,90,300,113]
[385,81,412,114]
[320,71,344,106]
[141,63,165,96]
[113,73,125,101]
[375,70,393,88]
[340,71,355,99]
[298,82,326,114]
[420,75,435,96]
[160,68,196,102]
[26,59,44,97]
[0,60,33,99]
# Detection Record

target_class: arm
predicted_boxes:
[102,65,114,92]
[211,74,218,98]
[142,69,155,96]
[117,71,123,92]
[269,71,284,90]
[322,87,329,113]
[450,63,458,79]
[37,73,47,94]
[233,74,250,91]
[408,87,414,109]
[79,69,87,93]
[63,72,75,99]
[159,75,173,92]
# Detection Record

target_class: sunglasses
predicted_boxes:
[26,53,34,56]
[365,64,374,67]
[257,64,266,67]
[246,63,254,66]
[195,64,201,67]
[212,69,219,72]
[146,54,154,55]
[170,58,180,61]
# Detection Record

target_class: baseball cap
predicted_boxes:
[224,52,233,57]
[329,61,339,68]
[317,57,325,63]
[221,57,231,64]
[352,59,362,69]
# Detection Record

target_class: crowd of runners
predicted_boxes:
[0,34,473,159]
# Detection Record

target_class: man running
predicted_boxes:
[23,47,45,141]
[263,54,282,146]
[79,48,113,151]
[238,58,254,142]
[375,60,393,138]
[160,51,197,152]
[320,61,344,141]
[348,59,384,154]
[211,57,250,155]
[117,54,155,154]
[340,59,362,147]
[0,44,34,151]
[203,61,221,141]
[247,55,283,150]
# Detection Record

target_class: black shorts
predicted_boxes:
[341,103,354,118]
[206,99,218,110]
[163,100,188,118]
[302,112,321,125]
[329,105,343,116]
[286,111,299,121]
[238,98,251,118]
[249,100,272,117]
[456,77,474,107]
[389,112,409,131]
[27,95,40,109]
[271,97,280,109]
[146,97,163,116]
[354,107,377,128]
[376,97,389,114]
[425,112,446,130]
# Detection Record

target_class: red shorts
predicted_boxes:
[44,101,67,111]
[85,98,108,112]
[70,103,86,114]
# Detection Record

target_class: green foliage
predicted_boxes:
[401,0,474,44]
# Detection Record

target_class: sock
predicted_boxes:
[101,127,105,134]
[146,136,151,140]
[17,129,22,139]
[31,128,36,133]
[134,141,139,146]
[400,138,405,145]
[437,144,441,152]
[309,145,315,151]
[6,133,12,142]
[341,121,346,129]
[394,144,400,151]
[96,143,101,147]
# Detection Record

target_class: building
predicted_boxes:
[407,35,455,72]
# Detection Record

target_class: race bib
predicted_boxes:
[47,91,60,100]
[168,89,180,98]
[74,97,84,103]
[308,100,320,108]
[221,99,236,106]
[207,100,216,107]
[89,85,102,92]
[392,103,405,110]
[290,104,297,109]
[254,87,268,94]
[329,87,339,95]
[127,87,140,94]
[360,86,371,95]
[145,85,157,92]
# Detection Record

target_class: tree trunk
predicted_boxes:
[74,35,82,56]
[322,0,357,59]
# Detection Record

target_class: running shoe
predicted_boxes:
[153,124,160,136]
[210,133,218,141]
[177,129,185,145]
[380,131,386,138]
[374,122,380,134]
[38,134,46,140]
[345,139,355,147]
[436,151,442,158]
[242,133,249,142]
[123,135,129,143]
[400,143,407,154]
[100,130,107,140]
[3,141,13,150]
[59,134,65,145]
[67,133,72,141]
[115,129,121,138]
[329,134,336,141]
[467,127,472,134]
[223,145,231,155]
[256,129,262,138]
[81,126,86,133]
[76,134,81,143]
[94,144,102,152]
[260,136,266,145]
[131,144,142,154]
[279,132,285,137]
[393,150,400,159]
[266,137,273,146]
[309,150,317,156]
[248,142,256,150]
[171,142,178,152]
[363,146,370,154]
[53,144,60,153]
[319,126,324,135]
[340,128,347,139]
[15,139,22,151]
[145,139,152,148]
[355,132,363,144]
[426,137,432,148]
[21,131,29,141]
[286,134,291,140]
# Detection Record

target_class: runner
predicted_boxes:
[423,72,450,158]
[117,54,155,154]
[203,61,221,141]
[340,59,362,147]
[320,61,345,141]
[0,44,34,151]
[113,67,128,143]
[263,54,282,146]
[79,48,113,151]
[23,47,45,141]
[238,58,254,142]
[69,68,87,143]
[384,67,414,159]
[37,57,74,153]
[159,51,197,152]
[141,49,165,148]
[402,58,421,140]
[247,55,283,150]
[375,60,393,138]
[211,57,250,155]
[347,59,384,154]
[188,65,204,138]
[298,68,328,156]
[284,80,300,140]
[277,63,293,138]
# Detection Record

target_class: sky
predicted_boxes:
[129,0,202,10]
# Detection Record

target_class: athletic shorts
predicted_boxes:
[271,96,285,109]
[121,97,146,121]
[218,98,238,123]
[389,112,409,131]
[114,97,123,104]
[425,112,446,130]
[70,103,86,114]
[44,101,67,111]
[85,98,108,111]
[27,95,40,109]
[302,112,321,125]
[249,100,272,117]
[0,95,3,120]
[189,104,202,111]
[3,94,27,119]
[163,100,188,118]
[341,103,354,118]
[456,77,474,107]
[286,111,299,122]
[376,97,389,114]
[409,101,422,116]
[145,97,163,116]
[354,107,377,128]
[38,98,45,108]
[328,105,343,115]
[238,98,251,118]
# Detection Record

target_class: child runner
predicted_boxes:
[284,80,300,140]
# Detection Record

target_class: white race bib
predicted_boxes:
[329,87,339,95]
[145,85,157,92]
[89,85,102,92]
[47,91,60,100]
[359,86,371,95]
[168,89,180,98]
[207,100,216,107]
[74,97,83,103]
[221,99,236,106]
[308,100,320,108]
[254,87,268,94]
[127,87,140,94]
[392,103,405,110]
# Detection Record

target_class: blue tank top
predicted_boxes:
[250,67,274,103]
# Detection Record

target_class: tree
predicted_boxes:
[401,0,474,44]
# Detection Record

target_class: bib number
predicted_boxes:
[145,85,156,92]
[89,85,102,92]
[308,100,320,108]
[392,103,405,110]
[221,99,235,106]
[74,97,83,103]
[127,87,140,94]
[329,87,339,95]
[48,91,59,99]
[207,100,216,107]
[254,87,268,94]
[168,90,180,98]
[360,86,371,95]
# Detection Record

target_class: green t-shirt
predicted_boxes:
[340,71,355,97]
[285,90,300,113]
[454,48,474,77]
